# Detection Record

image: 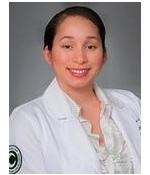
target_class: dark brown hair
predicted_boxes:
[44,6,106,51]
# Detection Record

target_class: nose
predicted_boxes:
[72,49,88,64]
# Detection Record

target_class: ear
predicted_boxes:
[102,51,107,64]
[43,46,52,65]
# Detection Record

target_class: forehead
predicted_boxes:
[55,15,100,39]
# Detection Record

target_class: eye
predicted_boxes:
[62,45,73,49]
[86,45,97,50]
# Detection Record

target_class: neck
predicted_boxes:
[59,82,97,107]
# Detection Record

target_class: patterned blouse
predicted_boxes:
[64,86,134,174]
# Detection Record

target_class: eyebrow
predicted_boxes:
[59,36,74,41]
[59,36,100,41]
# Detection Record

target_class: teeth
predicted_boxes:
[70,69,88,74]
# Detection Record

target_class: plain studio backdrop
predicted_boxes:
[9,2,141,114]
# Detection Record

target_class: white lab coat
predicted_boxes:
[9,78,141,174]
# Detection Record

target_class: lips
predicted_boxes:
[67,68,90,77]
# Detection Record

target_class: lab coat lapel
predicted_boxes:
[111,104,141,173]
[57,116,102,173]
[43,78,102,173]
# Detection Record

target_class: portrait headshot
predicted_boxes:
[9,2,141,174]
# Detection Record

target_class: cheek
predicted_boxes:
[51,49,66,65]
[91,54,105,67]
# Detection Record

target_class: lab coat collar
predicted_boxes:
[62,83,113,119]
[103,89,125,109]
[62,92,81,118]
[43,78,76,120]
[94,83,110,105]
[43,78,124,121]
[94,83,124,109]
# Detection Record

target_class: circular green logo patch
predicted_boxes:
[9,145,22,174]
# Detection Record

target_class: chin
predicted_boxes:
[68,79,93,90]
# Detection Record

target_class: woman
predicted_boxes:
[9,6,141,174]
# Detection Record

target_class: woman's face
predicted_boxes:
[44,15,107,91]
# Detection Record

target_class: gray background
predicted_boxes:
[9,2,141,113]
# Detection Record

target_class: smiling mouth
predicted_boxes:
[67,68,91,77]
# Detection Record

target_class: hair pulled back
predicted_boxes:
[44,6,106,51]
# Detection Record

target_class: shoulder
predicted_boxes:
[10,97,44,127]
[104,89,140,102]
[9,97,47,146]
[103,89,140,113]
